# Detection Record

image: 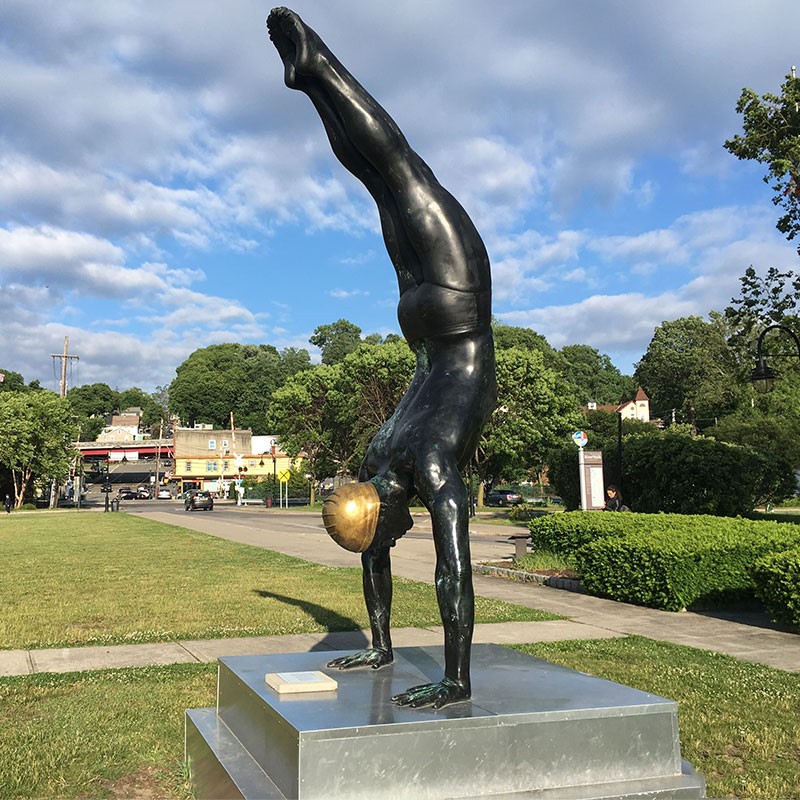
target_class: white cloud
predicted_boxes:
[588,229,686,265]
[329,288,369,299]
[495,203,800,369]
[3,0,800,389]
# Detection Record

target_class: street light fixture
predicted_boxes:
[750,324,800,393]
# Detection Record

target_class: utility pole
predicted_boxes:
[48,336,80,508]
[50,336,79,398]
[153,419,164,499]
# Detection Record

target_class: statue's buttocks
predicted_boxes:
[397,283,491,343]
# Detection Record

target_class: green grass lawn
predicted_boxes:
[515,637,800,800]
[0,514,557,650]
[511,549,579,575]
[1,637,797,799]
[0,664,214,799]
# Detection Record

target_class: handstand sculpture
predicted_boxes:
[267,7,496,709]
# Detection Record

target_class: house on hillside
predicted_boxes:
[96,412,141,443]
[584,387,652,423]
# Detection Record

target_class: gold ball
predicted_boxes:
[322,482,380,552]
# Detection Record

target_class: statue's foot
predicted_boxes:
[267,7,326,89]
[327,648,393,670]
[391,677,470,709]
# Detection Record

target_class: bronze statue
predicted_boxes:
[267,7,496,709]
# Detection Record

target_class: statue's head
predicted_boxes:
[322,476,413,552]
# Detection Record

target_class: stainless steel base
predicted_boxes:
[186,644,705,799]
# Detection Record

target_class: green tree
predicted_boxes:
[143,385,171,434]
[266,365,342,503]
[582,409,659,441]
[279,347,312,376]
[560,344,635,405]
[724,70,800,253]
[475,347,582,505]
[0,391,78,508]
[0,369,27,393]
[309,319,363,365]
[713,413,800,471]
[634,316,742,427]
[547,428,794,514]
[723,267,800,363]
[331,340,416,471]
[67,382,117,418]
[492,320,568,373]
[169,343,298,433]
[492,322,634,405]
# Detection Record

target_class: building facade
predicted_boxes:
[585,387,652,422]
[172,427,296,494]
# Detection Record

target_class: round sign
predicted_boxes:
[572,430,588,448]
[277,469,291,483]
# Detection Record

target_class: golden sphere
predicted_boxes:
[322,482,380,552]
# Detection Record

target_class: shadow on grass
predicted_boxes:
[253,589,369,650]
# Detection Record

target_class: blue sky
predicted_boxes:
[2,0,799,392]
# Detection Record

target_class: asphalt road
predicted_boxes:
[121,500,528,570]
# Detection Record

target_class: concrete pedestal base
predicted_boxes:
[185,644,705,799]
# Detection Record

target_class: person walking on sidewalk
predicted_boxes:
[4,493,12,513]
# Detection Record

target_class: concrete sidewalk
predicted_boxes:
[0,620,624,677]
[2,508,798,677]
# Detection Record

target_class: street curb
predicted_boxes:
[473,563,586,594]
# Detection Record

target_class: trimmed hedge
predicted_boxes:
[753,548,800,628]
[529,511,800,612]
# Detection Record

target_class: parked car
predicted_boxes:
[135,490,150,499]
[157,489,172,500]
[485,488,523,507]
[185,490,214,511]
[118,490,138,500]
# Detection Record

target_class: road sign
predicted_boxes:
[572,430,588,448]
[277,469,291,483]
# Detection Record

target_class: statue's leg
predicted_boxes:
[267,8,485,290]
[392,453,473,708]
[328,544,394,670]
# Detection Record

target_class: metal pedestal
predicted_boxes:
[186,644,705,799]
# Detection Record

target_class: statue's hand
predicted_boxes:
[327,648,393,671]
[391,677,470,709]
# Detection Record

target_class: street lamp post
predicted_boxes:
[750,324,800,393]
[272,445,277,506]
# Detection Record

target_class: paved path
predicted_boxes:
[2,507,798,676]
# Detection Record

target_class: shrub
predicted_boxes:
[508,503,549,523]
[529,510,633,553]
[753,548,800,627]
[623,434,794,515]
[20,503,37,511]
[530,511,800,611]
[546,431,795,516]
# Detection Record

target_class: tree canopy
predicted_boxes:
[0,391,78,507]
[634,316,742,426]
[559,344,635,406]
[0,369,27,393]
[475,346,582,502]
[724,70,800,253]
[169,343,310,433]
[309,319,364,365]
